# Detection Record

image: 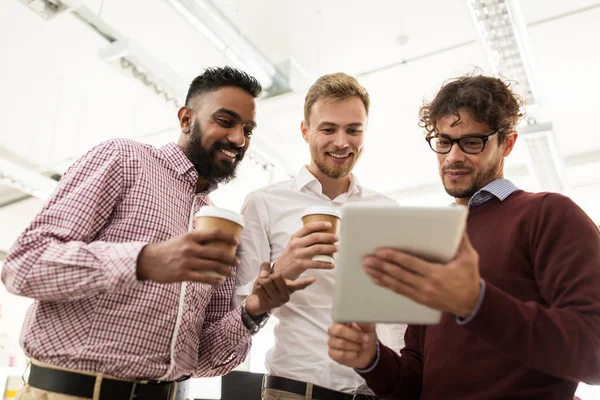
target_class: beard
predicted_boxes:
[187,121,245,185]
[441,158,502,199]
[309,141,359,179]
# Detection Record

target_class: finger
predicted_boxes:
[372,249,434,277]
[300,260,336,271]
[328,348,360,363]
[352,322,376,333]
[364,257,423,289]
[300,244,338,258]
[257,278,278,302]
[328,336,363,352]
[370,272,422,301]
[328,323,369,345]
[188,259,235,278]
[366,265,419,292]
[297,232,338,248]
[253,281,273,304]
[259,261,271,278]
[271,274,290,298]
[189,228,239,247]
[293,222,334,239]
[286,277,316,293]
[193,246,239,267]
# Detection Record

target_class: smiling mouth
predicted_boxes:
[218,148,238,159]
[326,152,352,160]
[445,170,471,178]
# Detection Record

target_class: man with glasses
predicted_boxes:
[326,74,600,399]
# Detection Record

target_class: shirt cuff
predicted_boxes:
[228,305,253,346]
[104,241,148,292]
[354,341,380,374]
[456,279,486,325]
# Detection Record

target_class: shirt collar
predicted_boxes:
[159,142,218,194]
[467,178,519,208]
[294,166,363,197]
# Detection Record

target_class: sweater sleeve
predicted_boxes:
[357,325,424,399]
[463,194,600,383]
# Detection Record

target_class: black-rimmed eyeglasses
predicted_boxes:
[425,131,498,155]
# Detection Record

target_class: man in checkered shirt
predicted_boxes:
[2,66,313,400]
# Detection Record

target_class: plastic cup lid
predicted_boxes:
[301,206,341,219]
[195,206,245,227]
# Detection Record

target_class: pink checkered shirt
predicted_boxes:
[1,139,251,381]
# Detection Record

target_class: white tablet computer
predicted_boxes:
[332,204,468,325]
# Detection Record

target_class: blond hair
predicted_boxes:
[304,73,370,124]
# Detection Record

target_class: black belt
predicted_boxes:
[28,363,190,400]
[265,375,378,400]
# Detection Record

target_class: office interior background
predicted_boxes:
[1,0,599,398]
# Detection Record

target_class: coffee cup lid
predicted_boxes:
[195,206,245,228]
[301,206,341,219]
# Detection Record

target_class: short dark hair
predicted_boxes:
[185,66,262,106]
[419,74,524,143]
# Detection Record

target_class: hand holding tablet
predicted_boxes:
[333,204,470,324]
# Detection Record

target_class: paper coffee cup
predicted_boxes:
[194,206,245,281]
[301,206,341,264]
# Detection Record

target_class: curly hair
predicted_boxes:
[185,66,262,106]
[419,74,525,143]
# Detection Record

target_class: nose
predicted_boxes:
[444,142,467,164]
[228,127,246,148]
[332,130,349,149]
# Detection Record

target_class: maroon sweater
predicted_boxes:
[360,190,600,399]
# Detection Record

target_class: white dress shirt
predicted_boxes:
[235,166,406,393]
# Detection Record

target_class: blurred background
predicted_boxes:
[1,0,599,398]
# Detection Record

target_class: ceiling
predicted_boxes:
[1,0,599,249]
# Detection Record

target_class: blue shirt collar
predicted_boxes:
[467,178,519,208]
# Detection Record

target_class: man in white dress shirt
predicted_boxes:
[234,73,405,399]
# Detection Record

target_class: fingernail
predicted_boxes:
[363,335,369,343]
[260,270,269,278]
[324,222,332,228]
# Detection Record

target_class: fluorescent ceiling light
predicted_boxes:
[467,0,539,105]
[0,159,57,200]
[467,0,565,192]
[98,39,188,108]
[166,0,290,96]
[17,0,67,19]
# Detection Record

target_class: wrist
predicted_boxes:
[355,341,380,372]
[244,294,268,318]
[457,279,482,318]
[136,244,154,281]
[240,298,270,335]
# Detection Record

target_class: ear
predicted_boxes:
[300,120,310,144]
[501,131,518,157]
[178,106,193,134]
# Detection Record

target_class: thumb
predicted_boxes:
[287,277,316,293]
[259,262,271,278]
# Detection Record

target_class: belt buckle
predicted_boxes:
[128,382,138,400]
